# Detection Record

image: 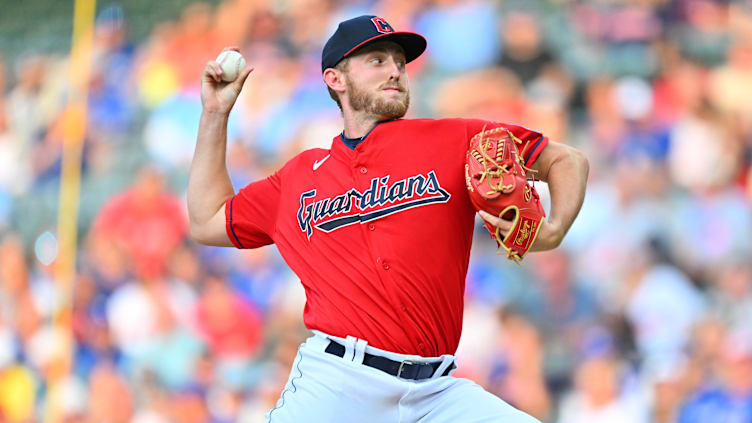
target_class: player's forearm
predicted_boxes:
[188,111,235,231]
[533,146,589,250]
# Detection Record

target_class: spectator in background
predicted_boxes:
[6,55,49,147]
[681,318,727,400]
[0,56,22,200]
[226,247,291,315]
[678,330,752,423]
[521,250,601,395]
[433,67,527,122]
[1,56,41,195]
[0,235,28,321]
[651,58,706,127]
[671,0,732,66]
[135,22,182,108]
[415,0,500,74]
[86,363,134,423]
[92,166,187,281]
[143,89,218,169]
[708,260,752,333]
[708,40,752,120]
[88,5,137,139]
[580,77,628,164]
[557,341,648,423]
[0,235,48,394]
[166,388,210,423]
[669,178,752,270]
[574,1,662,77]
[194,276,263,361]
[667,101,742,193]
[625,239,706,369]
[647,362,687,423]
[231,42,331,160]
[497,11,556,88]
[71,274,119,380]
[283,0,334,53]
[81,228,131,292]
[166,3,224,90]
[32,107,92,187]
[612,76,671,162]
[487,310,551,421]
[165,244,204,290]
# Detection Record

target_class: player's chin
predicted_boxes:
[379,101,408,118]
[371,93,409,118]
[381,92,407,106]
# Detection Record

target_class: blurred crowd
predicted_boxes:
[1,0,752,422]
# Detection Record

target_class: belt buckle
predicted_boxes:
[397,359,414,379]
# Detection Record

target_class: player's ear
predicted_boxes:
[324,68,346,94]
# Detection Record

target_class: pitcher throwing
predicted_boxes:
[188,15,588,423]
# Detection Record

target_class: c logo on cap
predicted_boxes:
[371,17,394,34]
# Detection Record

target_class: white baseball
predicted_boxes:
[215,50,246,82]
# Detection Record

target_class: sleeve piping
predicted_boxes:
[524,135,546,167]
[226,197,245,249]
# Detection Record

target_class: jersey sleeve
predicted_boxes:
[225,171,281,249]
[464,119,549,167]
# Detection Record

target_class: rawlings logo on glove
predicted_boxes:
[465,126,546,262]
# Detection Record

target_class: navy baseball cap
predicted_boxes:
[321,15,427,73]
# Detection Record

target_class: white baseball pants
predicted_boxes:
[264,331,541,423]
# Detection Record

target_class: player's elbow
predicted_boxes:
[554,144,589,179]
[571,147,589,178]
[188,219,224,246]
[189,218,234,247]
[187,202,232,246]
[189,222,212,245]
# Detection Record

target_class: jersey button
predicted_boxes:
[368,223,375,231]
[360,167,367,174]
[382,262,390,270]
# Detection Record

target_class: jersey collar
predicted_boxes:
[331,118,400,159]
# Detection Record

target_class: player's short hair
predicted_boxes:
[327,58,350,111]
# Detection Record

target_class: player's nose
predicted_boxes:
[386,57,402,80]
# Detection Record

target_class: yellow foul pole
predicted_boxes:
[47,0,97,421]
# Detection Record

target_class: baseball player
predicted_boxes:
[188,15,588,423]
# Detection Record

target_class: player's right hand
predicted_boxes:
[201,46,253,115]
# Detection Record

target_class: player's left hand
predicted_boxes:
[478,211,564,252]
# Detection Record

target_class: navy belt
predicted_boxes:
[324,340,456,380]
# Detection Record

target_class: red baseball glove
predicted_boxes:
[465,126,546,262]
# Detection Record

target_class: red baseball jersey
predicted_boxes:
[226,118,548,356]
